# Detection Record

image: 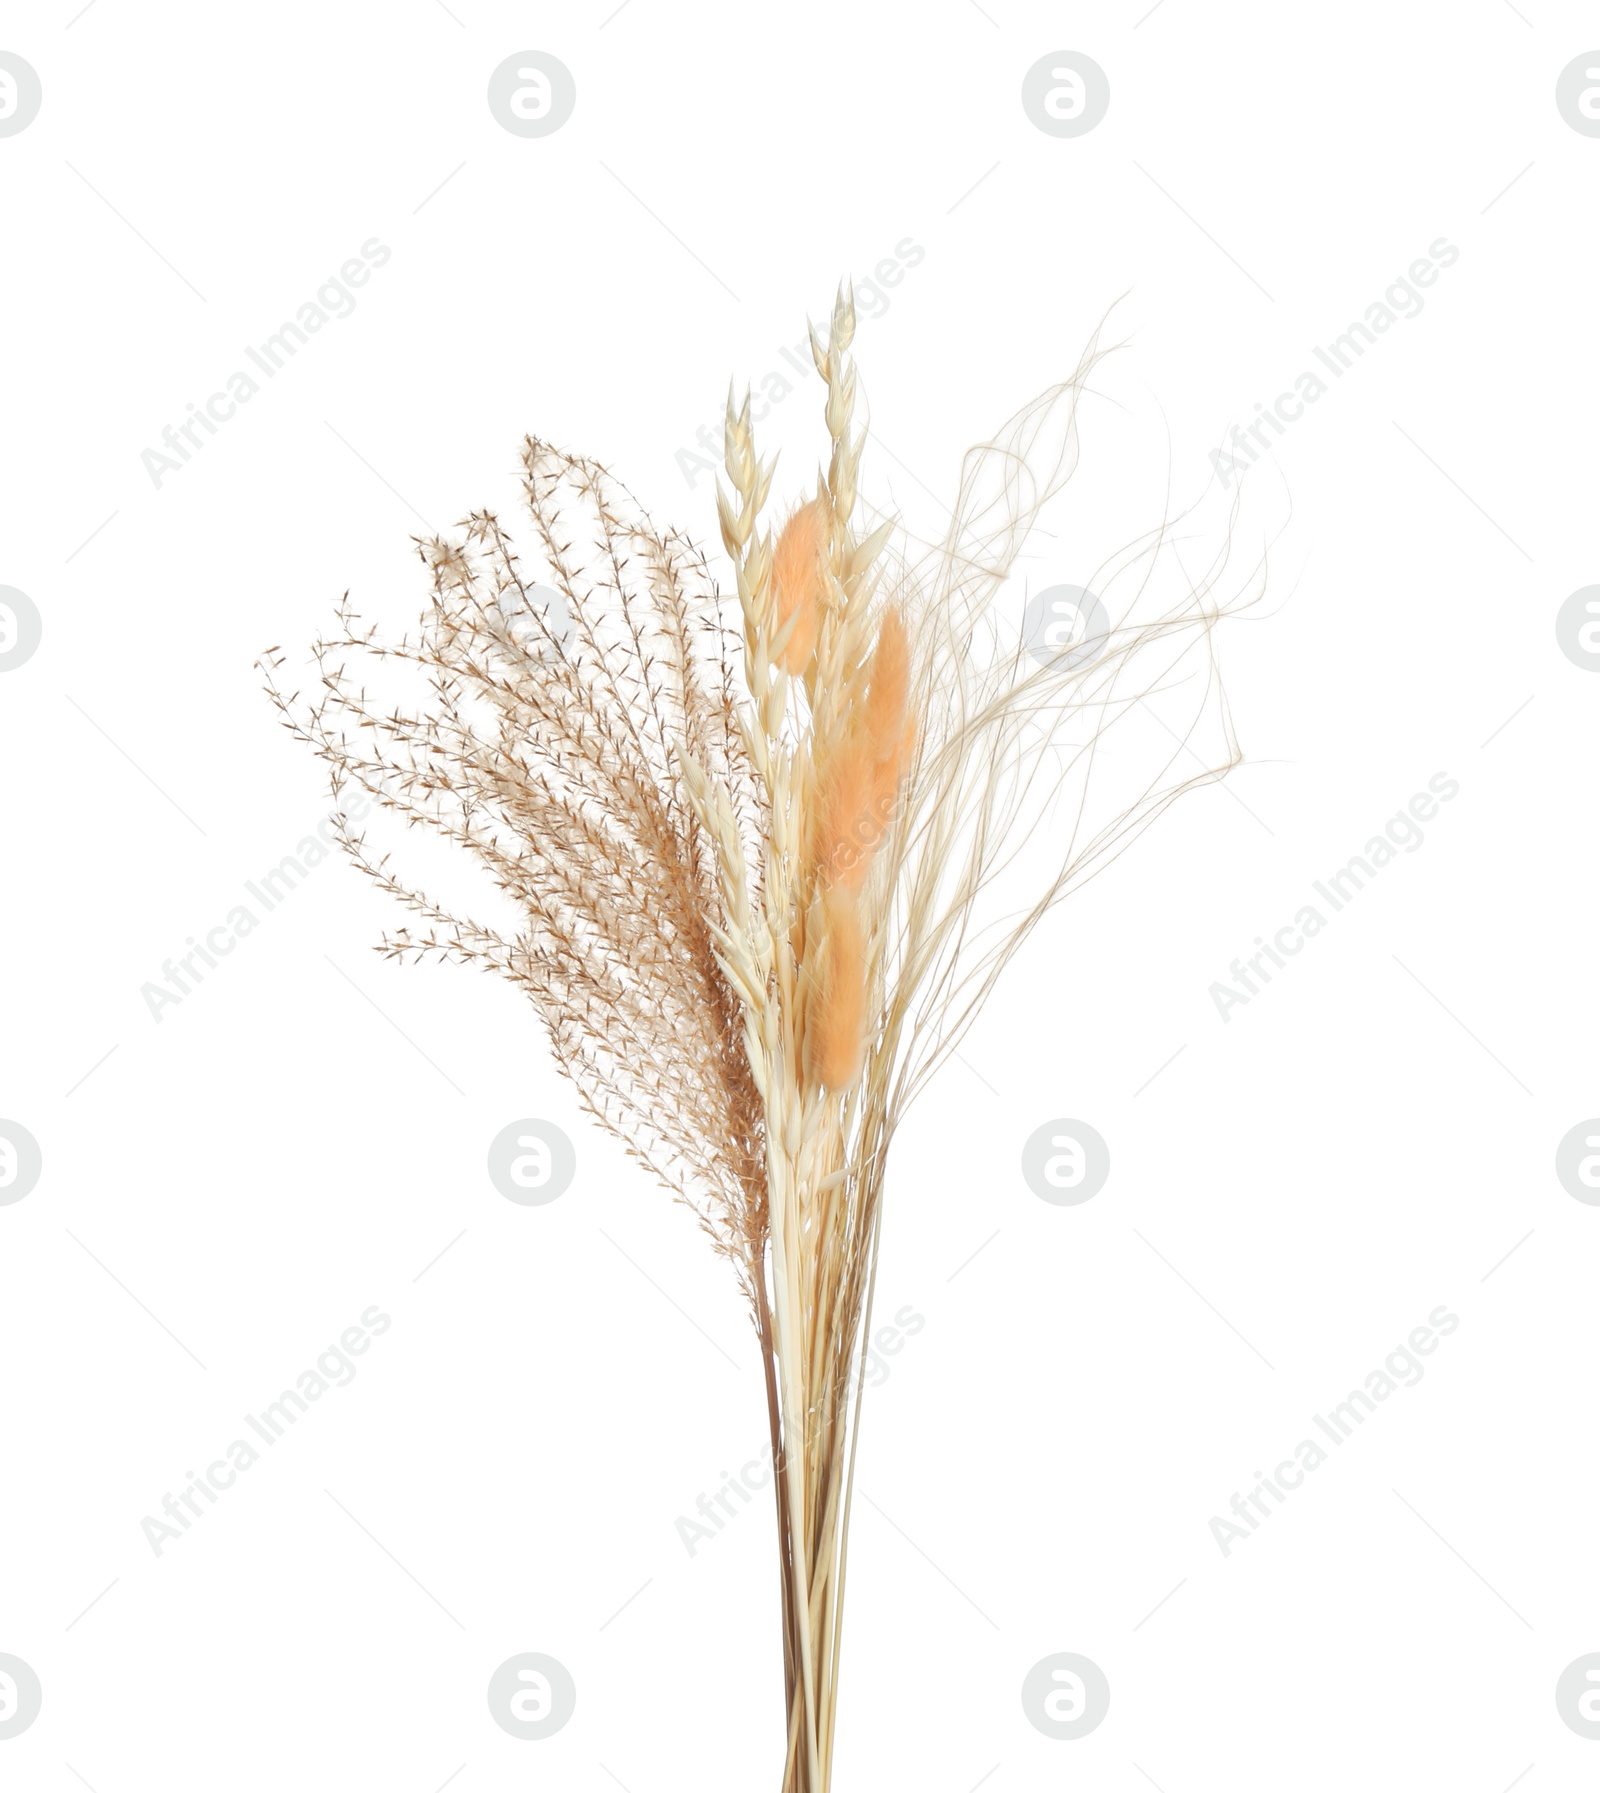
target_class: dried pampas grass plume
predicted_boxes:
[263,285,1260,1792]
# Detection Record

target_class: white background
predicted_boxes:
[2,3,1597,1789]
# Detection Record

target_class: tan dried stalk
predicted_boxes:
[264,289,1257,1791]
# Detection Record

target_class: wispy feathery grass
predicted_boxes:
[262,450,771,1302]
[264,288,1259,1791]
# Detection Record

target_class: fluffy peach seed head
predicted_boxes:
[809,607,918,894]
[771,497,828,675]
[869,715,916,832]
[814,739,875,894]
[803,891,866,1092]
[863,605,910,762]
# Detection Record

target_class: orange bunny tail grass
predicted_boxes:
[863,603,910,761]
[812,735,876,894]
[808,606,916,895]
[868,712,916,841]
[802,892,865,1092]
[771,496,827,675]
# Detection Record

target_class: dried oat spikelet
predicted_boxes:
[718,388,784,746]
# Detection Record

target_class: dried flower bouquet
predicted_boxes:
[267,287,1247,1790]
